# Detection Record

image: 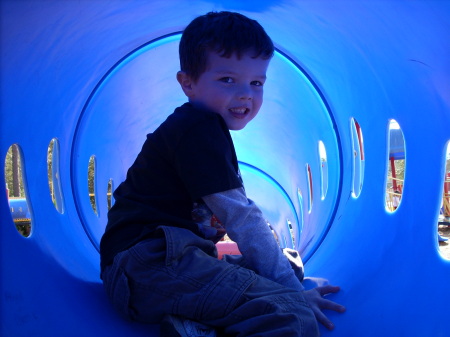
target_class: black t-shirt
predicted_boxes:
[99,103,243,270]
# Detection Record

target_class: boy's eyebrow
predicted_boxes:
[214,70,267,79]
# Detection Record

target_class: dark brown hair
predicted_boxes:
[179,11,274,82]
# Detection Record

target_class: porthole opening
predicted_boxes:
[47,138,64,214]
[350,118,364,198]
[306,164,313,213]
[4,144,32,237]
[438,142,450,258]
[287,219,295,247]
[88,155,97,215]
[385,120,405,212]
[318,140,328,200]
[107,178,113,210]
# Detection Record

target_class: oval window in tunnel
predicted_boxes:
[385,119,405,212]
[72,33,342,260]
[5,144,32,238]
[438,141,450,257]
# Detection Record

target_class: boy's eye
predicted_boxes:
[251,80,263,86]
[219,77,233,83]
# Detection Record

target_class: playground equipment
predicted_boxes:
[7,198,32,237]
[439,173,450,222]
[385,126,405,212]
[1,1,449,336]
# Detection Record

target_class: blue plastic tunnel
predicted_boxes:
[1,1,449,336]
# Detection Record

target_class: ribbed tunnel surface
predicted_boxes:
[1,1,449,336]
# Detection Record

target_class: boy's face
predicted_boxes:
[178,51,271,130]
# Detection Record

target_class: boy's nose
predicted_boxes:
[238,85,252,100]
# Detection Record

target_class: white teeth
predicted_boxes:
[230,108,247,114]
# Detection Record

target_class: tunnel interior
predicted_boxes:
[1,1,450,336]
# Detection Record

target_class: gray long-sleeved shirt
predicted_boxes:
[203,187,304,292]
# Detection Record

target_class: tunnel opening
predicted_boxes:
[72,33,343,260]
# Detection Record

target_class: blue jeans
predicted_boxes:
[101,226,319,336]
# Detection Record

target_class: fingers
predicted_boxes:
[312,306,336,330]
[317,285,340,296]
[316,286,346,313]
[313,285,346,330]
[320,298,346,313]
[302,277,329,289]
[304,285,346,330]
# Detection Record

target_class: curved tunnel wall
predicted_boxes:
[1,1,450,336]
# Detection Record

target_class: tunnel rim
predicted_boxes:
[70,31,344,262]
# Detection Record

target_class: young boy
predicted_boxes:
[100,11,345,336]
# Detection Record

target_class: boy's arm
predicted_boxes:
[202,187,304,292]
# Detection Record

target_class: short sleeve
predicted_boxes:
[174,115,242,200]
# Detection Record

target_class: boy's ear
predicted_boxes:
[177,71,195,98]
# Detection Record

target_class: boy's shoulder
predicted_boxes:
[148,103,232,154]
[171,102,215,121]
[162,103,225,132]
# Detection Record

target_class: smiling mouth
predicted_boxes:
[229,107,249,118]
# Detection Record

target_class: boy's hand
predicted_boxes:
[303,285,346,330]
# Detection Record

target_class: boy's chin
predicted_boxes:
[227,123,247,131]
